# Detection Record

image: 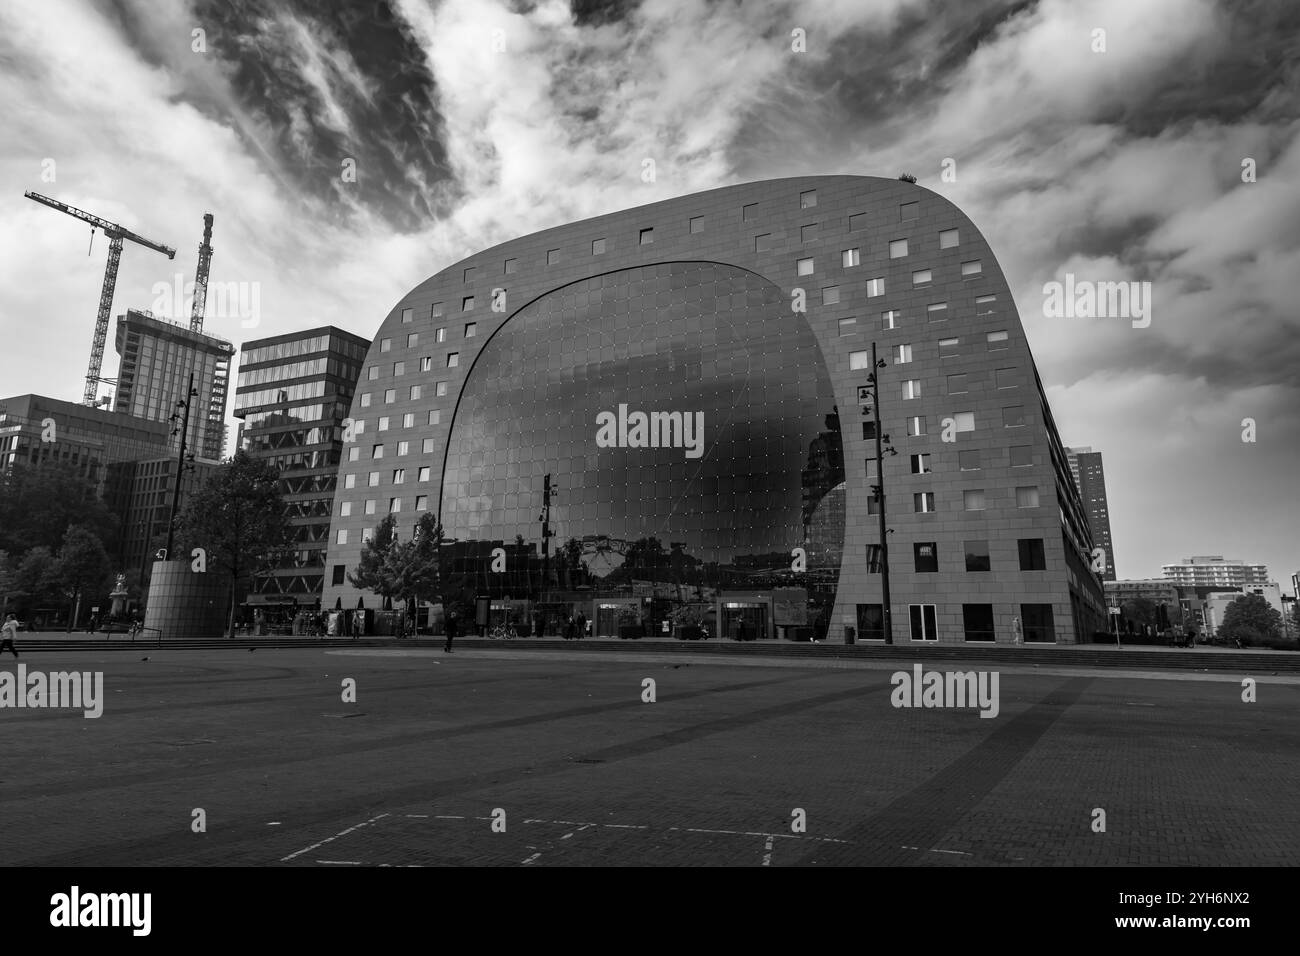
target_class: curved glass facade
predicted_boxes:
[440,261,844,638]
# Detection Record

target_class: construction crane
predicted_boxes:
[24,190,176,406]
[190,213,214,332]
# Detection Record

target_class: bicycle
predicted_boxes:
[489,623,518,640]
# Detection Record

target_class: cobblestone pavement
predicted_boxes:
[1,648,1295,866]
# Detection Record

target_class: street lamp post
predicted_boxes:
[864,342,898,644]
[164,372,198,559]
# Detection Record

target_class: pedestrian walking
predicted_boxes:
[444,610,457,653]
[564,615,575,640]
[1,613,19,658]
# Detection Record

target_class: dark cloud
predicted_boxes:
[570,0,642,28]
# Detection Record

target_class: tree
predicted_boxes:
[388,514,443,628]
[348,513,401,606]
[13,546,60,615]
[0,460,119,559]
[51,525,113,630]
[174,450,289,636]
[1218,593,1284,646]
[1121,598,1158,633]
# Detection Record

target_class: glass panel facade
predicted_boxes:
[440,262,845,637]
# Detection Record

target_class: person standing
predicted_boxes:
[444,610,457,653]
[1,613,19,657]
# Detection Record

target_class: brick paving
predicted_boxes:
[0,647,1296,866]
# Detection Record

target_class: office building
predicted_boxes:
[1066,446,1116,581]
[322,175,1106,643]
[233,327,369,606]
[113,308,235,461]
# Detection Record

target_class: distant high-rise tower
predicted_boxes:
[1067,446,1116,581]
[112,309,235,461]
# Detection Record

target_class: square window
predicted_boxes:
[368,472,380,487]
[1003,405,1026,427]
[462,296,474,312]
[639,228,654,245]
[418,357,430,372]
[939,228,959,249]
[975,294,997,314]
[912,268,932,285]
[397,440,410,456]
[403,412,415,427]
[336,529,348,545]
[963,489,986,511]
[378,416,390,431]
[401,307,413,323]
[849,350,871,370]
[1018,538,1046,571]
[796,256,813,275]
[689,216,704,234]
[913,542,938,572]
[962,604,995,642]
[881,310,898,330]
[848,212,868,231]
[939,338,960,359]
[947,373,967,393]
[406,332,419,348]
[909,604,938,641]
[958,449,981,471]
[464,323,476,338]
[867,496,881,515]
[1010,445,1032,467]
[953,411,975,433]
[910,453,931,474]
[866,277,885,297]
[360,393,372,408]
[895,344,913,364]
[800,189,817,208]
[547,249,560,265]
[415,495,428,511]
[432,301,445,317]
[927,302,948,321]
[436,382,448,397]
[866,544,884,573]
[436,328,447,343]
[906,416,926,437]
[742,203,758,222]
[367,366,379,381]
[964,540,991,573]
[1021,604,1056,643]
[504,258,518,275]
[756,234,773,253]
[865,458,879,480]
[380,338,391,353]
[592,238,606,255]
[428,410,441,425]
[418,466,431,482]
[393,468,406,484]
[340,501,352,517]
[900,201,919,221]
[822,286,840,305]
[344,474,356,489]
[422,438,435,454]
[902,379,922,400]
[987,330,1009,349]
[463,267,476,283]
[393,361,405,376]
[384,389,396,404]
[801,223,819,243]
[961,259,983,277]
[1016,486,1040,508]
[447,353,459,368]
[862,421,877,440]
[889,238,908,259]
[362,527,374,544]
[838,318,857,336]
[996,367,1018,389]
[842,248,860,268]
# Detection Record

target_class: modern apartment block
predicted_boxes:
[109,455,222,585]
[233,327,369,606]
[1162,556,1271,590]
[1066,446,1116,581]
[113,308,235,462]
[321,175,1106,644]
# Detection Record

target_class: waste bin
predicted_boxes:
[844,625,856,645]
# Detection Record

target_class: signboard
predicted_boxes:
[1108,606,1120,615]
[772,587,808,626]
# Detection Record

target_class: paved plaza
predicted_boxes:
[1,647,1297,866]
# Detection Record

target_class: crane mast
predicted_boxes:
[24,190,176,406]
[190,213,214,332]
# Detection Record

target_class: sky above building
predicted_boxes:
[0,0,1296,584]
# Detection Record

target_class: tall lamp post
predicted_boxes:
[164,372,198,558]
[862,342,898,643]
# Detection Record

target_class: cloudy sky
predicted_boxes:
[1,0,1296,586]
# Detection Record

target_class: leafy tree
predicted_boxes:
[174,450,289,636]
[1218,593,1283,646]
[0,460,119,558]
[51,526,113,629]
[348,513,401,606]
[1121,598,1158,632]
[13,546,60,614]
[388,514,443,627]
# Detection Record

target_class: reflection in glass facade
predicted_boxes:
[441,262,843,638]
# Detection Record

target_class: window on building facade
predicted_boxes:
[963,604,995,642]
[963,489,986,511]
[939,228,958,249]
[889,239,908,259]
[965,539,990,572]
[1016,486,1039,508]
[909,603,937,640]
[842,248,860,268]
[1018,538,1046,571]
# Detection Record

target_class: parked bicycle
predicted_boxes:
[489,622,518,640]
